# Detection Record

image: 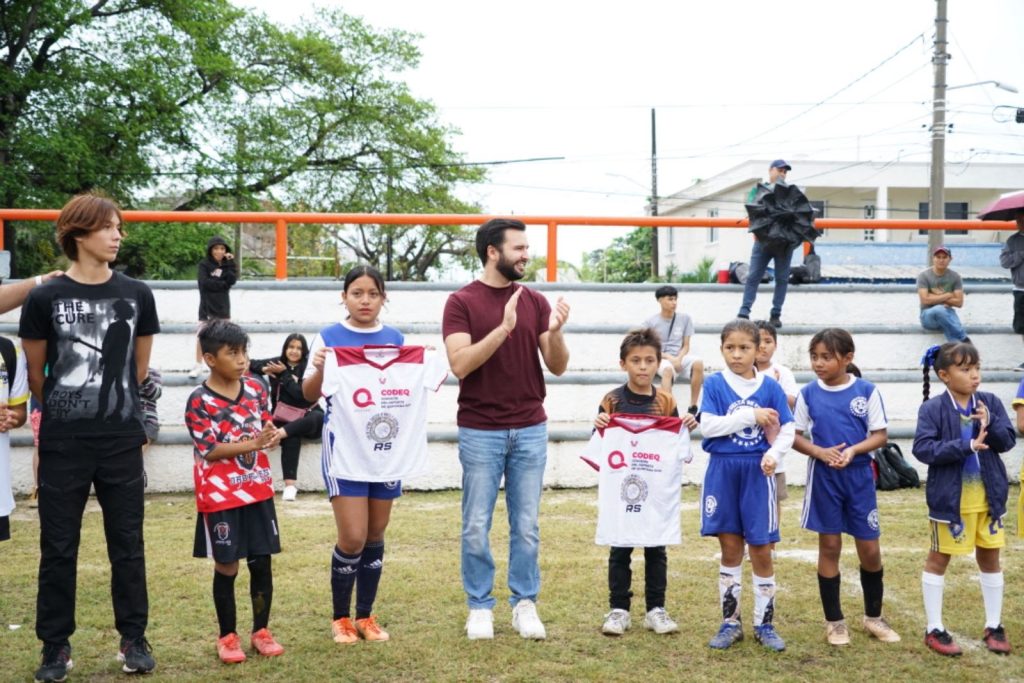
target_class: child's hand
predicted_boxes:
[681,448,694,465]
[817,443,847,467]
[971,422,990,452]
[835,446,856,469]
[0,406,10,433]
[594,412,610,429]
[264,360,286,375]
[680,414,699,431]
[972,401,989,429]
[312,347,329,371]
[257,422,279,450]
[753,408,779,427]
[760,453,777,476]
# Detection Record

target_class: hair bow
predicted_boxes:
[920,345,941,368]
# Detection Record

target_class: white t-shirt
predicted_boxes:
[321,345,447,482]
[582,414,690,547]
[0,345,29,517]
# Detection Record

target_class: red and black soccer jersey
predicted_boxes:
[185,377,274,513]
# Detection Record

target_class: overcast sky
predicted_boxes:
[239,0,1024,265]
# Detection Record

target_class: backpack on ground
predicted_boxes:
[874,442,920,491]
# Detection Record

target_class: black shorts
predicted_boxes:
[193,498,281,563]
[1014,291,1024,335]
[0,515,9,542]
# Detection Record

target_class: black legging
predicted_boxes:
[278,408,323,481]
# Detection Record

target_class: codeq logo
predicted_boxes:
[353,388,375,408]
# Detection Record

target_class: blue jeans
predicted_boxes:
[738,240,796,319]
[459,423,547,609]
[920,305,968,342]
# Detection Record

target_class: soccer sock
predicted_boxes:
[355,540,385,620]
[752,574,777,627]
[247,555,273,633]
[331,546,361,620]
[817,573,843,622]
[212,570,237,638]
[718,564,742,622]
[921,571,945,632]
[979,571,1004,629]
[860,566,884,619]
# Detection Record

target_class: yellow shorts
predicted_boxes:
[930,511,1005,555]
[1018,488,1023,539]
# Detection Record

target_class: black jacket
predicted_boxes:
[197,235,237,320]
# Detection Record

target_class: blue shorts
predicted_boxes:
[701,454,779,546]
[325,477,402,500]
[800,458,880,539]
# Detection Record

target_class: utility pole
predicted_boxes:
[650,108,659,278]
[927,0,948,264]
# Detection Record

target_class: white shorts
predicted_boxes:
[659,355,700,382]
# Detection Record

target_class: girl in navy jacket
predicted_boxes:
[913,342,1015,657]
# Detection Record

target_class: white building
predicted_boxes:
[658,160,1024,273]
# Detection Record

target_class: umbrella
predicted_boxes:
[745,182,819,255]
[978,190,1024,221]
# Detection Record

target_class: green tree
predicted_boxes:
[581,228,654,283]
[1,1,483,277]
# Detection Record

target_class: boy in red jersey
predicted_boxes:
[186,320,284,664]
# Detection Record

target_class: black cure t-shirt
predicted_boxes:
[18,272,160,440]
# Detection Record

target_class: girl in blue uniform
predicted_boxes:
[913,342,1015,657]
[302,265,404,645]
[700,319,793,652]
[791,328,900,646]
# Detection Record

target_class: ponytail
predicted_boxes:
[920,345,940,402]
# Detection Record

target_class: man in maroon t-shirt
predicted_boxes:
[442,218,570,641]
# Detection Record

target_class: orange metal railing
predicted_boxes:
[0,209,1013,282]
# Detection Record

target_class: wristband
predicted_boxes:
[34,275,43,286]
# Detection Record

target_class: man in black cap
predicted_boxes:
[917,244,968,342]
[737,159,795,328]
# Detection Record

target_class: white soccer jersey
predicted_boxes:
[321,345,447,482]
[582,414,690,547]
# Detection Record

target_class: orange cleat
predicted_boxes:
[217,633,246,664]
[250,628,285,657]
[332,617,359,645]
[355,615,390,642]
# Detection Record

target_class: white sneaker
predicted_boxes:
[465,609,494,640]
[512,599,546,640]
[602,609,631,636]
[644,607,679,635]
[282,485,298,502]
[187,363,205,379]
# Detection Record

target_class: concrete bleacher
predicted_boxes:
[2,279,1021,494]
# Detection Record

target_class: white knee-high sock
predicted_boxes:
[979,571,1004,629]
[922,571,945,632]
[752,574,776,627]
[718,564,742,622]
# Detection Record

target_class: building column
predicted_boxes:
[875,185,889,242]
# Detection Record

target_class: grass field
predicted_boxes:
[2,486,1023,682]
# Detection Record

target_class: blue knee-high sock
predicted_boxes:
[331,546,361,620]
[355,541,385,619]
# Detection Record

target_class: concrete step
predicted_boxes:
[0,281,1010,329]
[31,326,1013,376]
[152,370,1024,428]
